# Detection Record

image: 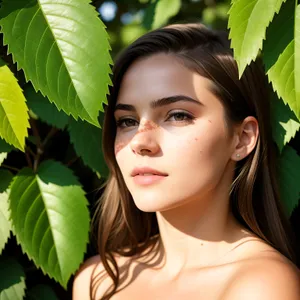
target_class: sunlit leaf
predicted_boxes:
[271,94,300,152]
[263,0,294,71]
[0,0,112,127]
[0,154,7,166]
[0,257,26,300]
[152,0,181,29]
[68,118,108,178]
[27,284,59,300]
[25,85,68,130]
[264,0,300,119]
[228,0,285,77]
[278,146,300,215]
[9,160,90,288]
[0,192,11,254]
[0,59,30,151]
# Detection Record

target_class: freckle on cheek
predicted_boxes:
[114,142,126,155]
[208,120,212,123]
[194,138,198,141]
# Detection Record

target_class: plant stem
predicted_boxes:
[42,127,59,147]
[29,118,42,148]
[1,164,20,172]
[66,156,80,167]
[26,146,37,159]
[25,149,33,168]
[29,118,43,173]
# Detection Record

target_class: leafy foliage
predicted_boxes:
[0,138,13,166]
[271,94,300,152]
[68,117,108,177]
[0,0,299,298]
[9,160,90,288]
[152,0,181,29]
[0,257,26,300]
[263,0,295,72]
[0,0,112,127]
[27,284,59,300]
[0,154,7,167]
[0,169,13,253]
[278,146,300,215]
[143,0,158,29]
[0,192,11,254]
[0,59,29,151]
[0,170,13,193]
[228,0,285,76]
[265,2,300,120]
[25,86,68,130]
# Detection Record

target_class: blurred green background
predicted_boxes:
[94,0,230,58]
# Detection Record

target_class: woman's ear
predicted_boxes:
[231,116,259,161]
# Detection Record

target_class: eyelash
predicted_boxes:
[116,111,195,128]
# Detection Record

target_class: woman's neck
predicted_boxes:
[154,186,249,279]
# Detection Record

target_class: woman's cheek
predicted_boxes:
[115,141,126,156]
[114,134,131,156]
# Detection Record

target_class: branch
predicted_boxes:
[1,164,20,172]
[29,118,43,173]
[25,148,33,168]
[66,156,80,167]
[42,127,59,147]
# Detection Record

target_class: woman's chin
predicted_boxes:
[133,197,183,213]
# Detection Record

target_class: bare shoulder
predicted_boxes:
[223,254,300,300]
[72,254,132,300]
[72,255,104,300]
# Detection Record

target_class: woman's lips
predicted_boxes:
[132,174,167,186]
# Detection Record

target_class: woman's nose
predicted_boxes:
[130,120,160,156]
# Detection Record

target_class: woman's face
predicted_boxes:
[114,54,237,212]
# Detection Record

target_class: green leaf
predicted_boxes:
[9,160,90,288]
[0,170,14,193]
[27,284,59,300]
[0,0,112,127]
[0,138,13,154]
[68,118,108,178]
[264,0,300,119]
[263,0,295,72]
[278,146,300,215]
[0,257,26,300]
[271,93,300,152]
[143,0,158,30]
[152,0,181,29]
[294,4,300,112]
[24,85,68,130]
[0,192,12,254]
[0,59,30,151]
[228,0,285,77]
[0,154,7,166]
[0,137,13,165]
[120,23,147,47]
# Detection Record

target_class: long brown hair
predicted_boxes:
[91,23,298,299]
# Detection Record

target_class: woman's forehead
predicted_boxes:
[117,54,216,106]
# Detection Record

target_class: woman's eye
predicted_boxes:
[116,118,138,128]
[116,112,194,128]
[167,112,194,122]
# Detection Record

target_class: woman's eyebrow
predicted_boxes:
[114,95,203,112]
